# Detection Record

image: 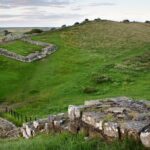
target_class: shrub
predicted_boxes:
[124,77,134,83]
[145,20,150,23]
[81,19,90,24]
[61,25,67,28]
[83,87,97,94]
[25,29,43,34]
[94,18,101,21]
[3,30,11,36]
[29,90,39,95]
[74,22,80,26]
[84,18,89,22]
[122,19,130,23]
[92,74,112,84]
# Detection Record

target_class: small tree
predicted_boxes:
[122,19,130,23]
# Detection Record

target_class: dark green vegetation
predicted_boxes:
[0,40,43,56]
[25,29,43,34]
[0,20,150,118]
[0,133,146,150]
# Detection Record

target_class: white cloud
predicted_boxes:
[0,0,150,27]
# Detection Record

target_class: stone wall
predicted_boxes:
[0,117,20,139]
[2,34,29,42]
[22,38,50,47]
[0,48,27,62]
[0,38,57,62]
[20,97,150,148]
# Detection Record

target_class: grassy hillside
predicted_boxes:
[0,20,149,118]
[0,133,145,150]
[0,40,43,56]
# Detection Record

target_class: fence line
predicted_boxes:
[0,107,37,123]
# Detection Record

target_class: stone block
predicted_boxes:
[140,125,150,148]
[103,122,119,138]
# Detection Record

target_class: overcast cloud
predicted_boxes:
[0,0,150,27]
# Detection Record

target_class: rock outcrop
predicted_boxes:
[21,113,68,139]
[19,97,150,148]
[0,117,20,138]
[140,126,150,148]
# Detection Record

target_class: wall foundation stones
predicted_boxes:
[1,97,149,148]
[18,97,150,148]
[0,38,57,62]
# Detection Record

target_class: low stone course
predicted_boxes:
[0,97,149,147]
[0,38,57,62]
[0,117,20,138]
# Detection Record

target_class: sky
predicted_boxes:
[0,0,150,27]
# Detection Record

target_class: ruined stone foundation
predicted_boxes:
[20,97,150,148]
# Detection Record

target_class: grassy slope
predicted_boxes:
[0,20,149,118]
[0,133,145,150]
[0,40,43,56]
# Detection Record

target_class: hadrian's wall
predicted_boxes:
[0,38,57,62]
[0,97,150,148]
[19,97,150,148]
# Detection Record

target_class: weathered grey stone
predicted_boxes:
[0,117,18,138]
[140,100,150,108]
[5,128,21,139]
[103,122,119,138]
[22,38,50,47]
[33,118,48,129]
[134,113,150,121]
[68,105,80,120]
[68,105,87,120]
[26,125,34,137]
[0,117,16,131]
[21,128,30,139]
[106,107,127,114]
[108,96,131,102]
[140,126,150,148]
[84,100,102,106]
[44,123,49,134]
[82,112,104,130]
[2,33,29,42]
[23,123,35,138]
[54,119,65,127]
[120,121,150,140]
[33,121,39,129]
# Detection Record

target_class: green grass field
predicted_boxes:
[0,133,146,150]
[0,20,149,149]
[0,40,43,56]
